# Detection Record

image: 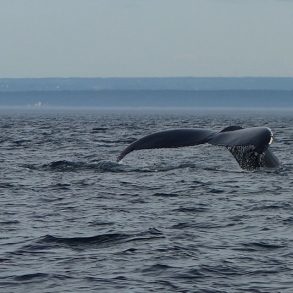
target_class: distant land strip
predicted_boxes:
[1,77,293,91]
[0,89,292,108]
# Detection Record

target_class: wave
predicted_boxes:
[173,206,209,213]
[20,155,283,174]
[22,159,215,173]
[91,127,108,132]
[236,241,287,251]
[0,272,73,285]
[13,272,71,282]
[248,202,292,211]
[152,192,179,198]
[142,263,176,273]
[0,182,15,188]
[23,160,135,173]
[41,233,130,246]
[15,228,164,252]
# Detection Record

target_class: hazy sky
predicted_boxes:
[1,0,293,77]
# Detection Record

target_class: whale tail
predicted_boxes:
[117,128,215,162]
[117,126,279,170]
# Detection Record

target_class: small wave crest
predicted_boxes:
[237,240,288,251]
[15,228,164,252]
[13,272,71,282]
[23,160,136,173]
[41,233,130,246]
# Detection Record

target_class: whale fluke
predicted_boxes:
[117,126,279,170]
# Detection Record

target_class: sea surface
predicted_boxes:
[0,108,292,292]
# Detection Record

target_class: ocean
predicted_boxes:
[0,108,292,292]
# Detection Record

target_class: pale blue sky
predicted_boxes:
[1,0,293,77]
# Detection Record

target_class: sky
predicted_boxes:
[1,0,293,78]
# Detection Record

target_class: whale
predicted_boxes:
[117,126,280,170]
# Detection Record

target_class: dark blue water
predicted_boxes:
[0,108,292,292]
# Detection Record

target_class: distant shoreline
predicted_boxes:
[1,77,293,92]
[0,89,292,108]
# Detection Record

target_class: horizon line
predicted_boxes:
[1,76,293,79]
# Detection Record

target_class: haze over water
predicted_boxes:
[1,108,292,292]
